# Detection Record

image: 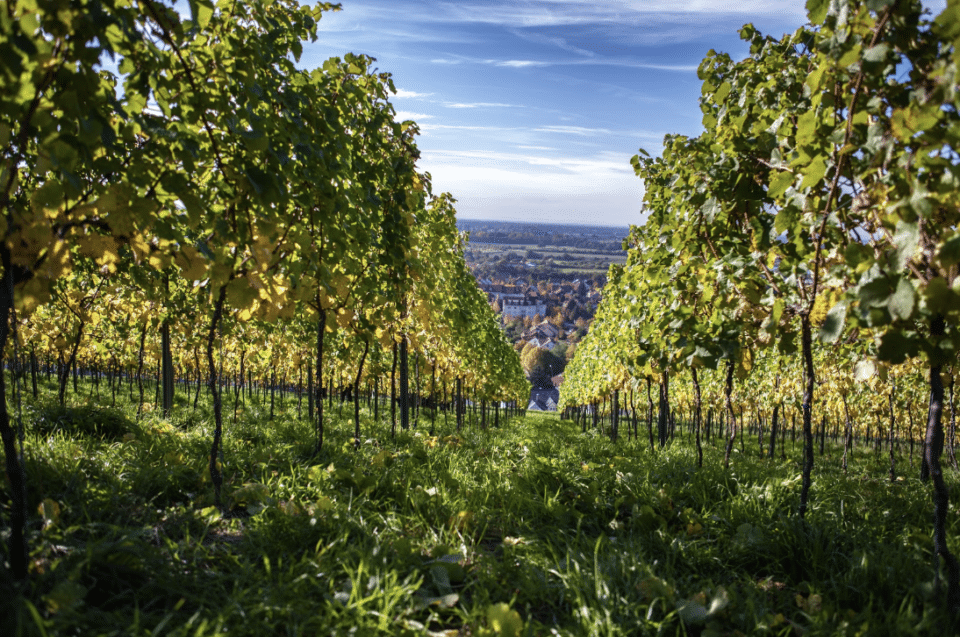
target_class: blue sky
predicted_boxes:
[300,1,947,228]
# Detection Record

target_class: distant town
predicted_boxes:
[457,219,629,410]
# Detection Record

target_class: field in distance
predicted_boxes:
[457,219,629,281]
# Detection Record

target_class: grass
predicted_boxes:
[2,377,959,635]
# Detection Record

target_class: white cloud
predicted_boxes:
[496,60,549,68]
[582,60,700,72]
[440,0,808,28]
[394,111,434,121]
[518,145,558,151]
[445,102,521,109]
[456,192,642,227]
[420,146,645,225]
[394,89,433,99]
[423,149,636,185]
[534,125,614,136]
[431,54,698,72]
[418,123,518,132]
[510,30,596,57]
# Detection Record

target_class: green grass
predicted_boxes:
[2,378,959,635]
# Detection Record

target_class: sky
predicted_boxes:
[299,1,948,228]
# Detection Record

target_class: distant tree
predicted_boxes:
[502,318,523,341]
[522,348,565,389]
[520,341,538,360]
[564,342,577,363]
[552,341,569,361]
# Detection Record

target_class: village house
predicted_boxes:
[481,281,546,319]
[522,320,561,343]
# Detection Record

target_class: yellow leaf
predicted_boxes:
[485,603,524,637]
[38,498,60,528]
[148,252,172,270]
[226,277,258,310]
[174,245,207,280]
[129,233,151,262]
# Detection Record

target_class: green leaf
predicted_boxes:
[700,198,720,222]
[30,180,63,212]
[767,171,794,199]
[924,277,960,315]
[878,330,917,364]
[799,155,827,191]
[891,104,940,141]
[796,110,819,147]
[807,0,830,24]
[862,42,889,63]
[859,277,893,308]
[838,45,861,68]
[937,233,960,267]
[818,301,847,343]
[866,0,897,11]
[774,205,799,235]
[714,82,731,102]
[125,91,147,115]
[775,328,797,355]
[893,221,919,270]
[887,277,916,321]
[241,130,269,152]
[935,2,960,44]
[189,0,215,29]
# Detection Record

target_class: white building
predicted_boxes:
[501,296,546,318]
[481,282,546,319]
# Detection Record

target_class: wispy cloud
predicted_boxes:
[518,145,558,151]
[535,125,614,137]
[440,1,808,28]
[430,54,698,72]
[418,148,644,213]
[510,30,596,57]
[426,149,634,175]
[394,89,433,99]
[445,102,522,109]
[419,123,518,132]
[497,60,549,68]
[394,111,434,122]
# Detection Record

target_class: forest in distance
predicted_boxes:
[456,219,630,254]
